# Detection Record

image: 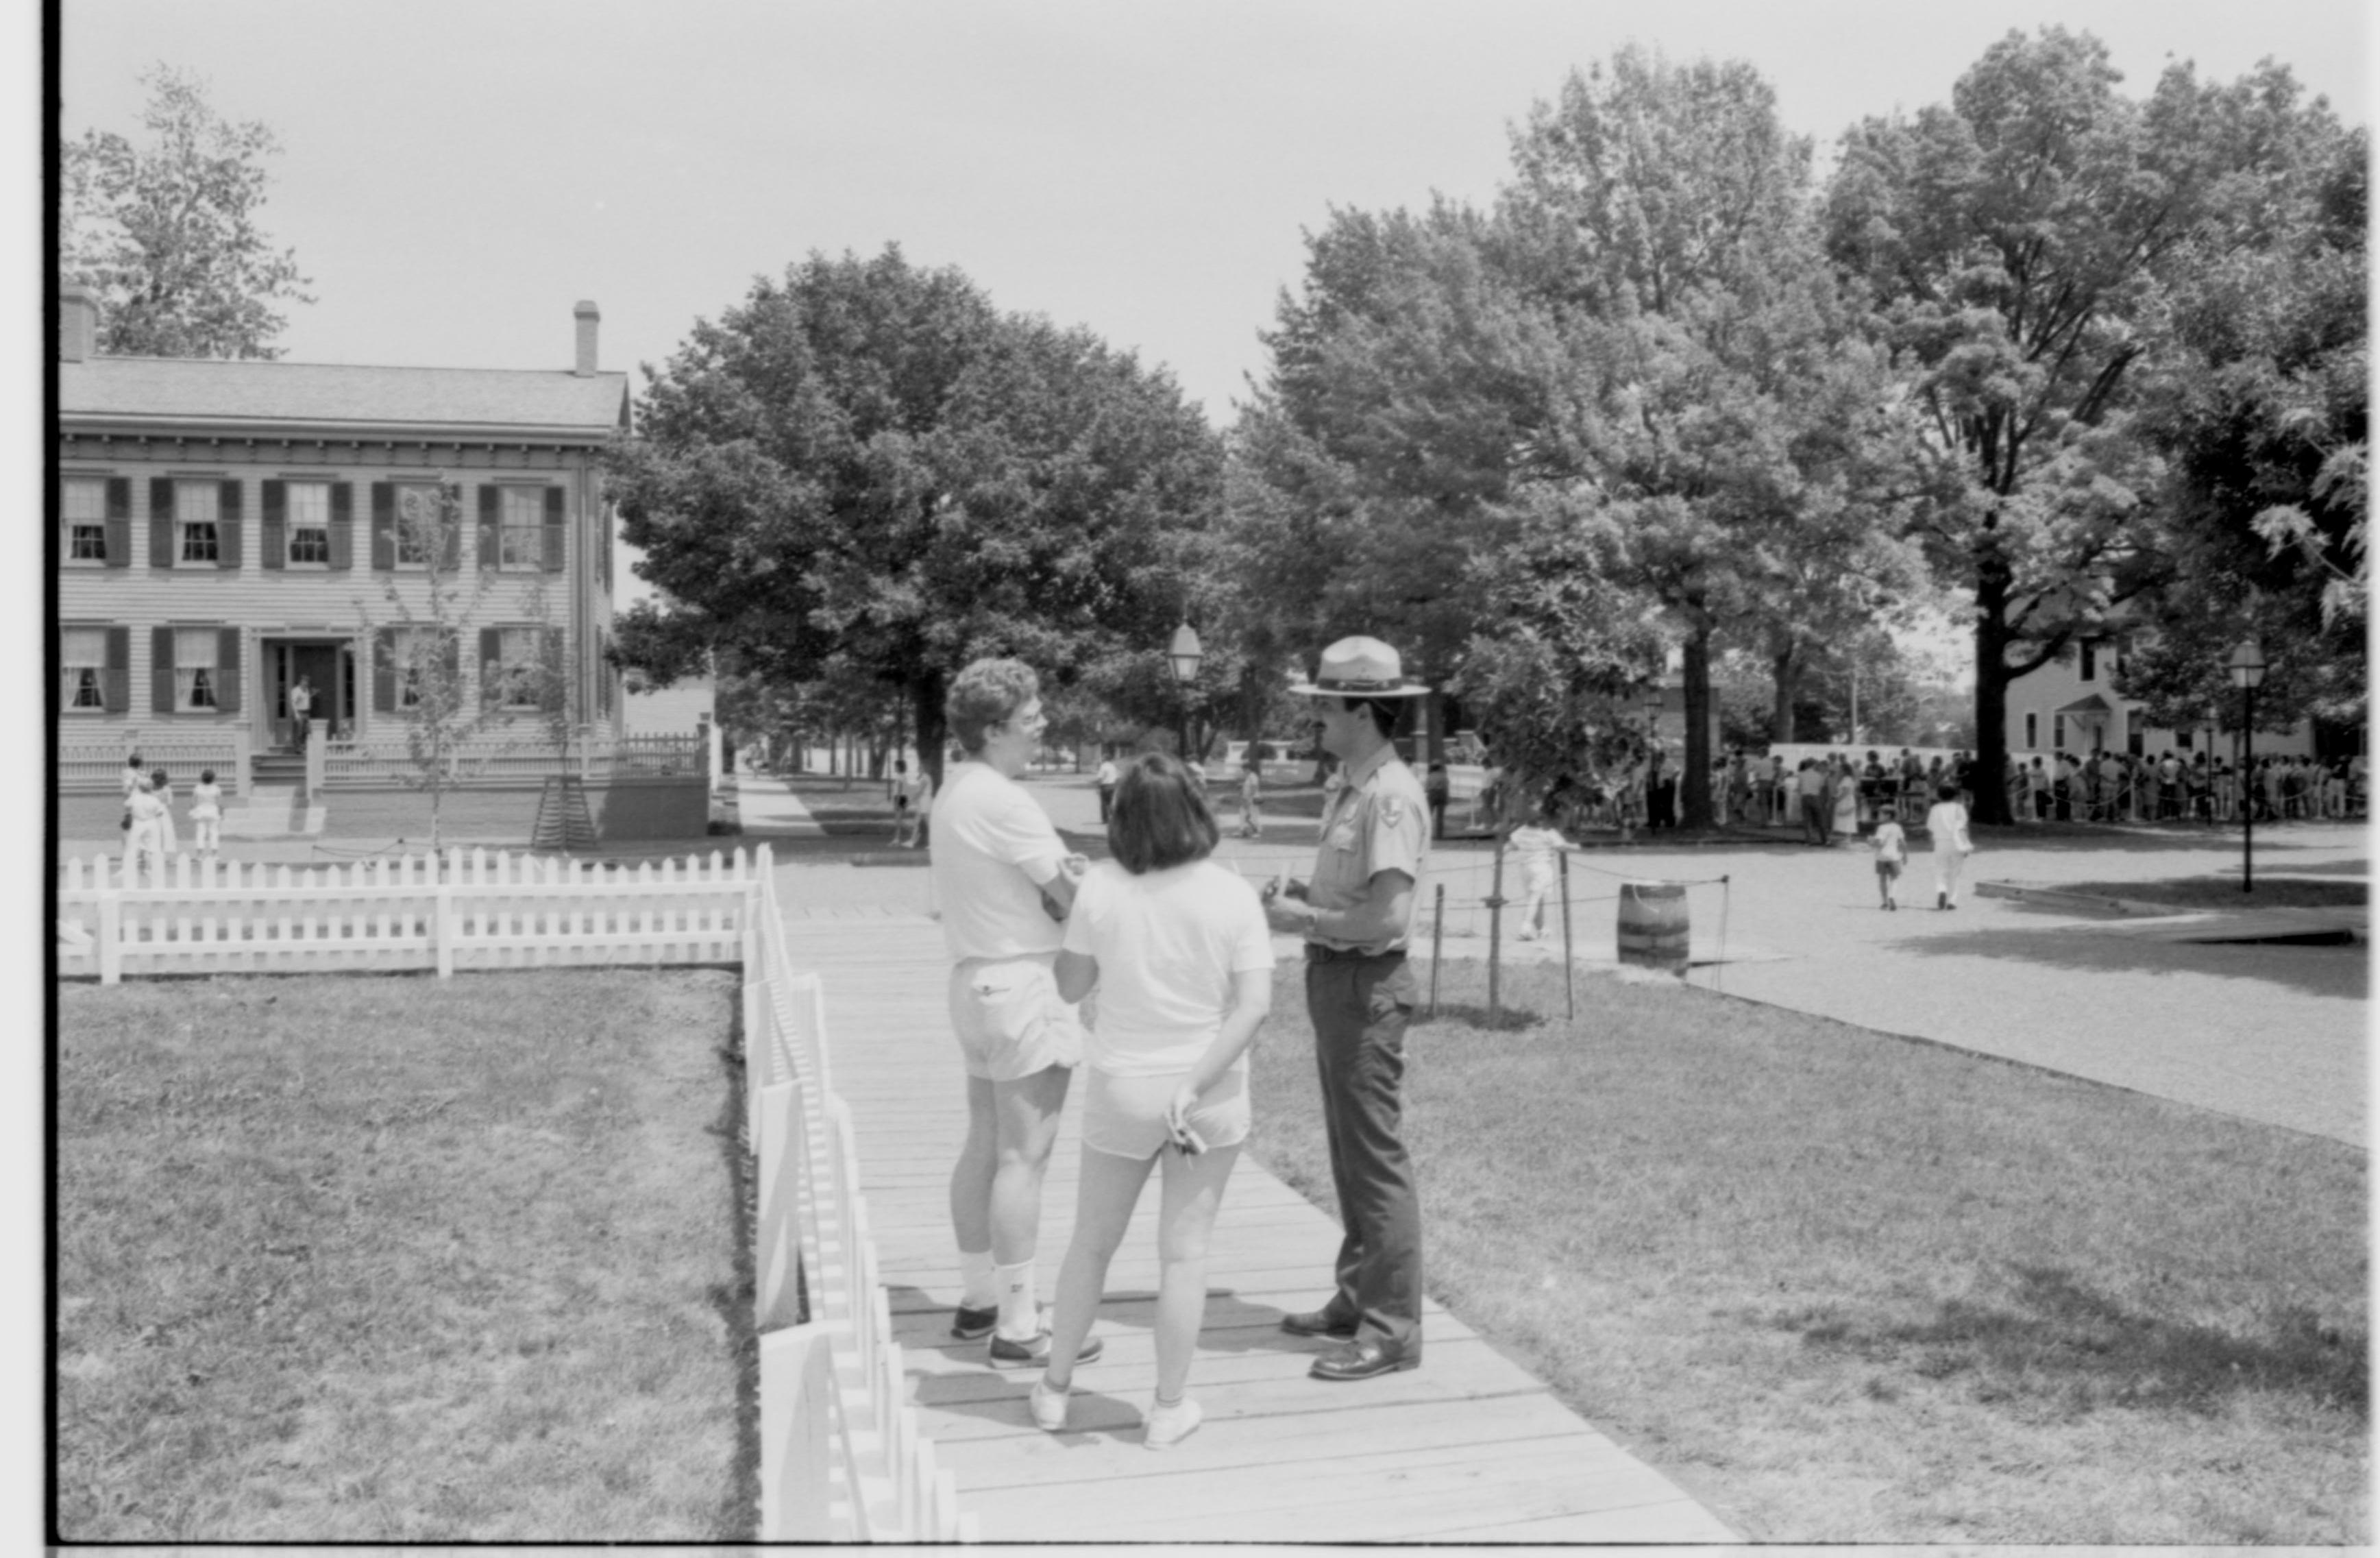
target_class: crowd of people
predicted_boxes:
[116,751,224,882]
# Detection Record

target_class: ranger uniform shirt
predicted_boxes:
[1307,743,1430,955]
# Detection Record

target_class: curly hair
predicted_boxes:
[945,659,1041,755]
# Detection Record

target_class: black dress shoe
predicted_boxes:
[1309,1338,1418,1382]
[1279,1307,1358,1339]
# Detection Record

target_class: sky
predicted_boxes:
[55,0,2372,432]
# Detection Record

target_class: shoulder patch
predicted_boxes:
[1381,796,1406,829]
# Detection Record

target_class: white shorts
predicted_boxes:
[948,956,1083,1082]
[1083,1062,1251,1160]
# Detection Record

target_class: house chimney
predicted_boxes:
[574,300,600,375]
[61,284,99,363]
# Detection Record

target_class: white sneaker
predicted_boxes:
[1029,1378,1070,1433]
[1144,1396,1202,1450]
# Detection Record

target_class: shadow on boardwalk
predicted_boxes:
[1893,912,2368,1002]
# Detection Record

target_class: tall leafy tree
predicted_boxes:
[1821,28,2337,819]
[60,64,314,359]
[606,247,1223,783]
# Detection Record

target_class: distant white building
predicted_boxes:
[2004,637,2316,762]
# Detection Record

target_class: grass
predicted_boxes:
[1244,958,2368,1544]
[2060,877,2368,910]
[56,969,752,1543]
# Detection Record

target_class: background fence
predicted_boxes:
[322,731,704,787]
[54,842,966,1541]
[61,731,251,794]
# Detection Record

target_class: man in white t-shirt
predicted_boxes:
[929,659,1103,1370]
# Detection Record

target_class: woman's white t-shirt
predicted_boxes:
[1062,859,1275,1076]
[1925,800,1969,854]
[930,763,1069,961]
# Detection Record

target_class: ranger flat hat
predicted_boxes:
[1286,635,1432,698]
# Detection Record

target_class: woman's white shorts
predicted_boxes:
[1083,1062,1251,1160]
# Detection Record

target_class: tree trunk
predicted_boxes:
[1682,622,1714,829]
[1970,570,2013,825]
[1769,642,1800,743]
[911,668,949,792]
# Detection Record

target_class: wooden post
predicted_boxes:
[1558,847,1574,1022]
[1427,883,1443,1018]
[1486,834,1507,1027]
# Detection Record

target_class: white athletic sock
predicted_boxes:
[959,1249,997,1309]
[994,1260,1040,1339]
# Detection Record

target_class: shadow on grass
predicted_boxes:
[1414,999,1548,1032]
[1890,919,2368,1001]
[1784,1265,2368,1418]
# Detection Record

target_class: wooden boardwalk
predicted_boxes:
[776,910,1737,1544]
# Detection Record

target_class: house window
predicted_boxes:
[499,487,545,569]
[176,480,221,564]
[174,627,221,711]
[392,627,430,708]
[2053,714,2067,751]
[287,482,332,565]
[62,627,108,710]
[394,485,443,568]
[496,626,545,707]
[2078,642,2097,682]
[2024,713,2038,750]
[64,478,108,562]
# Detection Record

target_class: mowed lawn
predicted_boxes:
[57,969,750,1543]
[1246,958,2368,1544]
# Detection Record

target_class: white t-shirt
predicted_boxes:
[1061,859,1275,1077]
[931,763,1070,961]
[1925,800,1969,854]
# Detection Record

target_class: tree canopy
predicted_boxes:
[606,247,1225,780]
[60,64,313,359]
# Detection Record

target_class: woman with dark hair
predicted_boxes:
[1038,753,1275,1450]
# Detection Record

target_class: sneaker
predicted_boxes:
[1029,1378,1070,1433]
[950,1303,998,1341]
[1144,1397,1202,1450]
[989,1328,1103,1369]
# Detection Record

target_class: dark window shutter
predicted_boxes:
[217,628,243,714]
[103,626,130,713]
[478,485,500,570]
[373,627,397,713]
[149,478,175,569]
[329,483,354,570]
[371,483,395,570]
[151,626,176,714]
[441,485,463,571]
[104,478,132,568]
[217,480,243,570]
[480,627,502,706]
[260,480,286,570]
[543,487,567,572]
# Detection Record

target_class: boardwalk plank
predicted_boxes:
[776,910,1732,1544]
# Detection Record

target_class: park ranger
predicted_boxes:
[1262,636,1431,1381]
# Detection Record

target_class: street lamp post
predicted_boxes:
[2229,640,2266,894]
[1168,622,1203,765]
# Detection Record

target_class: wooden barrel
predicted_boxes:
[1616,880,1689,974]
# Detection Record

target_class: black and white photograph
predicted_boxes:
[43,0,2369,1546]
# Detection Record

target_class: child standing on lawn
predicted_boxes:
[1869,812,1906,910]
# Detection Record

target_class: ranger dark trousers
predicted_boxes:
[1305,948,1423,1354]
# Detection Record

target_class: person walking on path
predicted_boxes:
[1830,755,1858,842]
[1870,810,1907,910]
[1035,754,1275,1450]
[125,774,168,886]
[1424,762,1450,841]
[928,658,1104,1370]
[1795,759,1827,845]
[1236,753,1264,840]
[1508,807,1571,941]
[188,769,224,862]
[1262,635,1431,1383]
[1095,755,1120,825]
[1924,781,1974,910]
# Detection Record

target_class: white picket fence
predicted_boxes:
[53,842,970,1542]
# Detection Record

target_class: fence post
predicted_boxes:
[1558,847,1574,1022]
[434,884,455,978]
[97,875,123,986]
[1485,833,1507,1027]
[1427,884,1443,1019]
